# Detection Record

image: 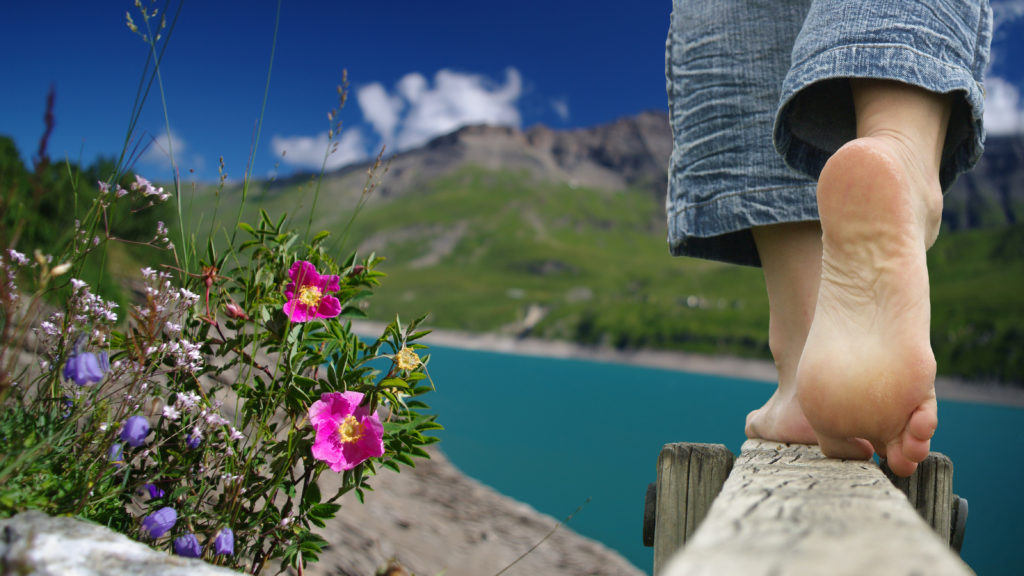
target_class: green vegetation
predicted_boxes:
[7,130,1021,384]
[929,223,1024,382]
[332,165,1024,384]
[342,167,769,354]
[0,136,177,309]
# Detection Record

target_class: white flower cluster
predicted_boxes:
[0,250,28,306]
[131,175,170,202]
[32,278,118,361]
[134,268,204,374]
[68,278,120,325]
[97,175,170,203]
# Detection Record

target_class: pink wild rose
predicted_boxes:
[309,391,384,471]
[283,260,342,322]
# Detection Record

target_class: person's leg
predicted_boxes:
[795,79,951,477]
[744,222,821,445]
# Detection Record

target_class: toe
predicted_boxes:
[907,398,938,442]
[896,398,938,465]
[884,438,920,478]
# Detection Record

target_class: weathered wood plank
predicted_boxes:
[880,452,954,543]
[661,440,972,576]
[652,443,734,574]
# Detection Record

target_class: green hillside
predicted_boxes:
[191,164,1023,384]
[346,167,771,355]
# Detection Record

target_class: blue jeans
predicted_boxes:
[665,0,992,267]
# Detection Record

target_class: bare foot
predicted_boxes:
[746,222,822,446]
[745,387,817,445]
[796,135,941,477]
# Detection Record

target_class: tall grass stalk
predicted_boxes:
[230,0,283,249]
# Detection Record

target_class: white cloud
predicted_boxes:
[271,128,369,171]
[356,67,523,151]
[139,129,207,175]
[356,83,404,148]
[992,0,1024,29]
[551,98,570,122]
[143,130,186,168]
[984,76,1024,135]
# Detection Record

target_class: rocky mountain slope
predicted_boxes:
[272,110,1022,231]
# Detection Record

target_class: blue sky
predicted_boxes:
[2,1,1022,183]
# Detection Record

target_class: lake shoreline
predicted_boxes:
[350,320,1024,408]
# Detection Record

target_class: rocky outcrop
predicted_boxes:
[0,452,644,576]
[525,111,673,201]
[0,510,239,576]
[305,446,645,576]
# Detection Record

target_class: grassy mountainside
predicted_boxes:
[189,163,1023,383]
[346,167,772,357]
[928,224,1024,382]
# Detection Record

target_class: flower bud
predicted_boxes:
[224,300,249,320]
[50,262,72,276]
[173,533,202,557]
[214,527,234,556]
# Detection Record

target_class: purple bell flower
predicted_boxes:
[213,527,234,556]
[142,483,165,499]
[63,350,109,386]
[121,415,150,447]
[108,443,124,465]
[173,533,203,558]
[185,430,202,449]
[140,506,177,539]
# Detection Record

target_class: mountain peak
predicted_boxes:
[404,111,672,198]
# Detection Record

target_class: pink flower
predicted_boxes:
[283,261,341,323]
[309,391,384,471]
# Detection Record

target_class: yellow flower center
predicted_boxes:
[337,415,365,444]
[298,285,322,308]
[395,347,420,372]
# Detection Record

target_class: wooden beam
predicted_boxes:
[880,452,954,542]
[658,440,971,576]
[651,443,734,574]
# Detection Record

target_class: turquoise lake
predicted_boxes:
[419,344,1024,575]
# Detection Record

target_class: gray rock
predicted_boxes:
[0,510,239,576]
[303,446,646,576]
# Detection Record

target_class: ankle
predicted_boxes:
[858,134,945,246]
[848,79,950,246]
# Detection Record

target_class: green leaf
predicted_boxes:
[416,421,444,432]
[407,329,433,342]
[393,452,416,468]
[259,208,274,228]
[310,230,330,245]
[309,502,341,519]
[302,480,322,508]
[237,222,256,236]
[294,376,320,390]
